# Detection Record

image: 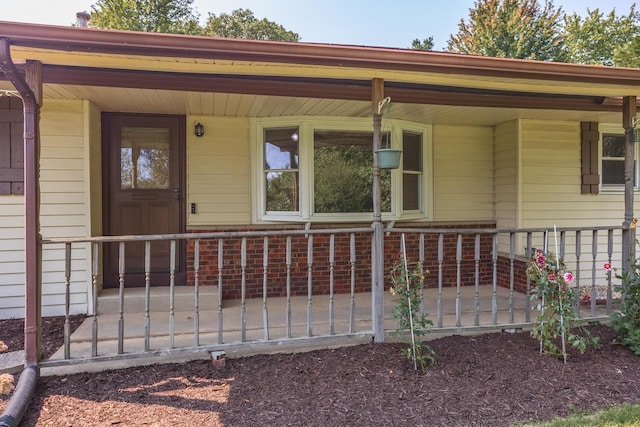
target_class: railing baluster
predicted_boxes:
[307,235,314,337]
[262,236,269,341]
[217,238,224,344]
[169,240,176,349]
[525,232,533,322]
[419,233,425,312]
[455,233,462,327]
[437,233,444,328]
[491,234,498,325]
[144,240,151,352]
[474,234,480,326]
[286,236,292,338]
[329,234,335,335]
[575,230,582,316]
[194,239,200,346]
[117,242,125,354]
[64,242,71,359]
[241,237,247,342]
[349,233,356,334]
[509,232,515,324]
[91,242,99,357]
[590,230,598,317]
[607,229,614,314]
[560,231,566,258]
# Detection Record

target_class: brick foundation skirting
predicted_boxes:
[185,224,526,300]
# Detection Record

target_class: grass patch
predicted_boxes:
[518,403,640,426]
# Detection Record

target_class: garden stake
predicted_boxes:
[401,233,419,371]
[554,225,568,364]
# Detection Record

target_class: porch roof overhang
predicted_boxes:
[1,20,640,124]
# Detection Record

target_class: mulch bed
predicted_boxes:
[1,320,639,426]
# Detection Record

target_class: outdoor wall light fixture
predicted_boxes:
[194,122,204,137]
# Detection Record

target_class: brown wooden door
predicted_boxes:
[103,114,186,287]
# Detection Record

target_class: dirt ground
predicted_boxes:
[1,318,639,426]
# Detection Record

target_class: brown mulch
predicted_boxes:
[1,320,639,426]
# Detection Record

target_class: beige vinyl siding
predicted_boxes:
[0,99,91,319]
[494,120,519,230]
[519,119,632,287]
[433,125,494,221]
[187,116,251,226]
[0,199,25,318]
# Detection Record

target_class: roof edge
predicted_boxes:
[1,20,640,87]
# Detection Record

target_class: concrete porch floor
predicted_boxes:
[41,284,613,375]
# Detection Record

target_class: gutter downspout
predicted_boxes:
[0,38,42,427]
[0,38,42,368]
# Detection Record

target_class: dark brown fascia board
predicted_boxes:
[2,21,640,88]
[33,64,621,112]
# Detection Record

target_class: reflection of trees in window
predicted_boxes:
[120,127,170,189]
[264,127,299,211]
[314,131,390,213]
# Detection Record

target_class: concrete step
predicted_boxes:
[97,286,219,314]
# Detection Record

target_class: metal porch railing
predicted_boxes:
[40,225,624,367]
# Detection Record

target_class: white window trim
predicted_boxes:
[251,116,432,224]
[599,123,639,193]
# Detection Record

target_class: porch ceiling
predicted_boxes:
[0,80,622,127]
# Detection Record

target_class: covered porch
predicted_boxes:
[0,21,638,372]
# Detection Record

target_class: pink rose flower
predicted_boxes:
[563,272,574,284]
[536,256,546,268]
[547,273,557,282]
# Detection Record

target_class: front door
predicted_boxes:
[103,114,186,287]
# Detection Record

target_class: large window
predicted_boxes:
[256,118,430,222]
[313,130,390,214]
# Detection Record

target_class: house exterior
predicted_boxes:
[1,20,640,330]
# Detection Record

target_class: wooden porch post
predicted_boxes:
[371,78,385,343]
[622,96,636,275]
[0,40,42,366]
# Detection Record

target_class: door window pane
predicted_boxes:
[264,127,299,212]
[120,127,170,189]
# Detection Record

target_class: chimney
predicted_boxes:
[76,11,90,28]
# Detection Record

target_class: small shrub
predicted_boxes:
[388,257,436,371]
[611,244,640,355]
[526,250,599,359]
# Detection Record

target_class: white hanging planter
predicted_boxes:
[375,148,402,169]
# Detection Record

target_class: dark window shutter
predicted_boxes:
[0,96,24,195]
[581,121,599,194]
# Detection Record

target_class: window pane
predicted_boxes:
[266,171,299,211]
[264,127,299,212]
[602,134,625,158]
[264,128,299,169]
[313,130,390,213]
[403,174,420,210]
[403,132,422,171]
[602,160,624,185]
[120,127,170,189]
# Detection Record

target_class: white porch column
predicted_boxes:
[622,96,636,275]
[371,78,385,342]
